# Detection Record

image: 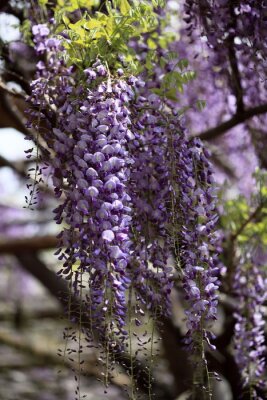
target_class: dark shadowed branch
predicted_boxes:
[228,3,244,114]
[0,91,30,135]
[0,235,57,253]
[198,103,267,141]
[0,154,29,179]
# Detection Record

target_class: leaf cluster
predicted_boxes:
[52,0,163,73]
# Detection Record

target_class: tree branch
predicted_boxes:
[0,92,30,135]
[0,153,55,197]
[0,79,26,99]
[160,316,192,396]
[198,103,267,141]
[228,4,244,114]
[0,235,57,253]
[228,41,244,113]
[0,154,28,180]
[0,89,53,158]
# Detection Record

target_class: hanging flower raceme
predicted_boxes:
[26,13,221,399]
[128,91,175,318]
[27,22,177,349]
[130,83,220,391]
[233,253,267,398]
[28,24,137,345]
[166,122,220,393]
[55,75,137,343]
[178,138,219,342]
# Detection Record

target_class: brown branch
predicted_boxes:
[0,154,28,180]
[0,90,52,157]
[0,331,71,367]
[160,317,192,396]
[0,330,131,389]
[198,103,267,141]
[0,92,30,135]
[0,79,26,99]
[0,235,57,253]
[0,216,52,228]
[0,153,55,197]
[228,4,244,114]
[161,292,244,399]
[0,308,61,322]
[228,41,244,113]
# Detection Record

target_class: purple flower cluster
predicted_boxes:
[130,71,220,373]
[233,255,267,397]
[27,21,221,390]
[56,78,136,340]
[128,94,174,317]
[28,23,178,345]
[29,25,136,341]
[184,0,267,58]
[32,24,61,55]
[176,138,219,343]
[164,121,220,390]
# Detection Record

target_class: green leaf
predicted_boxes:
[181,70,196,83]
[147,38,157,49]
[196,100,206,111]
[39,0,48,6]
[84,19,103,29]
[120,0,131,15]
[51,0,164,74]
[160,56,166,69]
[165,88,178,101]
[151,88,163,96]
[152,0,166,6]
[165,51,178,61]
[62,15,70,26]
[177,58,189,71]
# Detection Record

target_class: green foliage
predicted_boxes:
[56,0,100,12]
[31,0,196,102]
[39,0,49,6]
[222,196,249,234]
[221,169,267,246]
[52,0,163,73]
[152,54,196,101]
[21,19,34,45]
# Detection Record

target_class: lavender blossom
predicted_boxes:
[233,255,267,397]
[27,17,221,398]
